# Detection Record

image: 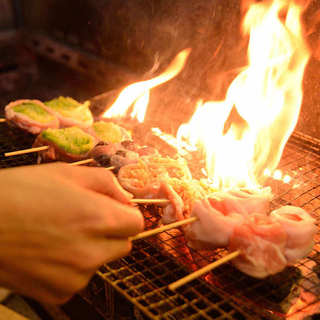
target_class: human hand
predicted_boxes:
[0,163,143,304]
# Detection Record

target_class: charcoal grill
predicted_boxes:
[90,131,320,320]
[1,103,320,319]
[1,0,320,319]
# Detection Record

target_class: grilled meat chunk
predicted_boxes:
[88,121,131,144]
[33,127,97,163]
[5,99,59,134]
[229,214,288,278]
[208,189,272,217]
[185,198,244,250]
[270,206,317,264]
[117,157,192,198]
[44,96,93,128]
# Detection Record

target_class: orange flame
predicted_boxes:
[102,48,191,122]
[177,0,310,190]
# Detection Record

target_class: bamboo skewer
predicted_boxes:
[68,158,95,166]
[68,160,115,169]
[131,198,170,205]
[168,250,241,291]
[4,146,49,157]
[4,145,116,169]
[129,216,198,241]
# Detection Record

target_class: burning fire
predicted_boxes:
[102,0,311,191]
[102,48,191,122]
[178,0,310,190]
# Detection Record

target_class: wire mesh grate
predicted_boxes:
[98,135,320,320]
[0,122,319,319]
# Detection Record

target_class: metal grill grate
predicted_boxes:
[93,134,320,319]
[0,122,319,319]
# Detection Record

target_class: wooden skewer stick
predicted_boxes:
[5,146,49,157]
[131,198,170,205]
[69,160,115,169]
[68,158,95,166]
[0,118,6,123]
[168,250,241,291]
[129,216,198,241]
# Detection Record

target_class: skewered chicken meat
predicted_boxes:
[158,178,216,224]
[88,121,131,143]
[208,189,272,217]
[184,198,245,250]
[270,206,317,264]
[178,196,316,278]
[5,99,59,134]
[229,214,288,278]
[44,96,93,128]
[157,181,185,224]
[90,139,159,169]
[33,127,97,163]
[117,157,192,197]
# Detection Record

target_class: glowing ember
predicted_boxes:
[177,0,310,190]
[264,168,292,183]
[273,169,282,180]
[283,175,291,184]
[102,48,191,122]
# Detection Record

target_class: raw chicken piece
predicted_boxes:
[208,188,272,217]
[270,206,317,264]
[157,181,184,224]
[184,199,244,250]
[229,214,288,278]
[5,99,59,134]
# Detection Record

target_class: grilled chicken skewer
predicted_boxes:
[166,204,317,289]
[5,99,59,134]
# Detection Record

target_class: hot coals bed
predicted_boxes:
[1,123,320,320]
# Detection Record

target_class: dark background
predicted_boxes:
[0,0,319,137]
